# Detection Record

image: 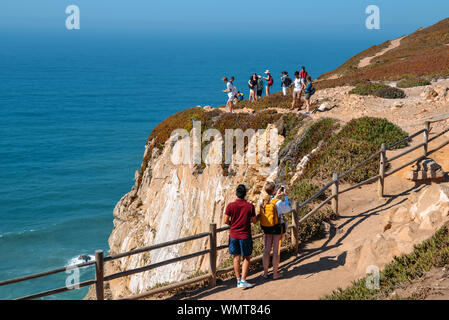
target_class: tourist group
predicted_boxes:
[222,66,315,115]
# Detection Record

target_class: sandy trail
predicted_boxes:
[358,36,406,68]
[177,178,422,300]
[172,139,449,300]
[170,79,449,301]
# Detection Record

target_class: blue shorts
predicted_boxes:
[229,237,253,257]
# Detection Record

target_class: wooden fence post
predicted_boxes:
[291,201,299,254]
[331,173,339,216]
[378,143,386,198]
[423,121,430,157]
[209,223,217,287]
[95,250,104,300]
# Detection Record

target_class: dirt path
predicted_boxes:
[358,36,406,68]
[173,138,449,300]
[178,177,415,300]
[309,78,449,136]
[183,84,449,300]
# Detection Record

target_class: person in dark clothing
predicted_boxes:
[304,75,315,114]
[223,184,258,288]
[248,74,258,102]
[257,76,264,98]
[281,71,292,96]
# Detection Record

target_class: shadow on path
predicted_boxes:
[170,183,426,300]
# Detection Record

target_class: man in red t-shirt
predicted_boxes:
[223,184,258,288]
[300,66,308,81]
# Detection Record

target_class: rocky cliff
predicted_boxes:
[104,112,289,298]
[93,17,449,299]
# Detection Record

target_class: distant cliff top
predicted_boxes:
[142,18,449,175]
[316,17,449,89]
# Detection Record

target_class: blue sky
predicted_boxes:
[1,0,448,39]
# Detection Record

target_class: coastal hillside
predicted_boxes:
[316,17,449,89]
[90,18,449,300]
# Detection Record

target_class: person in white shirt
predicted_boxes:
[258,181,292,280]
[291,71,304,111]
[222,76,236,112]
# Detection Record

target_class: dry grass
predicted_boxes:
[316,18,449,89]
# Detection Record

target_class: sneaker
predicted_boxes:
[238,280,254,289]
[236,278,241,287]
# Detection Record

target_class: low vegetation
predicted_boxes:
[324,225,449,300]
[145,107,285,160]
[277,113,305,149]
[316,18,449,89]
[349,83,406,99]
[304,117,408,183]
[291,118,338,162]
[396,77,431,88]
[234,89,294,111]
[319,40,392,80]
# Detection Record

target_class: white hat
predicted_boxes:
[264,70,271,74]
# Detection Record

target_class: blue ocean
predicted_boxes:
[0,32,391,299]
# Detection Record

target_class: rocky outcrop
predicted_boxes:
[105,122,284,298]
[421,86,449,103]
[406,158,446,181]
[290,140,324,185]
[345,183,449,278]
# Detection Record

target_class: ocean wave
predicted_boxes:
[66,255,95,268]
[0,229,37,239]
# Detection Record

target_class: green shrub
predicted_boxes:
[297,209,335,244]
[375,86,406,99]
[397,78,431,88]
[309,138,379,183]
[349,83,389,96]
[291,118,338,163]
[291,180,321,204]
[304,117,408,184]
[278,113,304,151]
[350,83,406,99]
[336,117,409,149]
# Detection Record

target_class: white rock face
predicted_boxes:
[290,140,323,185]
[106,124,284,297]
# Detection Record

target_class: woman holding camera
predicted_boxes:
[258,182,292,280]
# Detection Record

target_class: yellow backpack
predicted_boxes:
[260,198,280,227]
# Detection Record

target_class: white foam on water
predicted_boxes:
[0,229,37,239]
[66,255,95,268]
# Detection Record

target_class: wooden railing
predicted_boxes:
[1,114,448,300]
